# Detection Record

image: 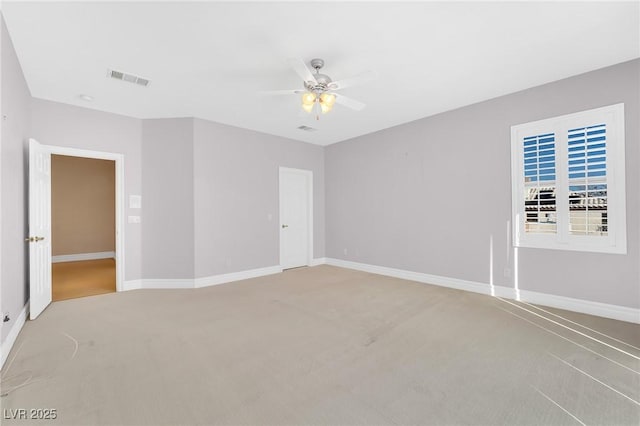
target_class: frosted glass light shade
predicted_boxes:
[320,93,336,107]
[302,92,316,105]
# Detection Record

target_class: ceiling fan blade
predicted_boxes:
[335,94,366,111]
[260,89,305,96]
[328,70,377,91]
[287,58,317,84]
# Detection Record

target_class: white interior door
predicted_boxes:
[28,139,52,319]
[279,168,312,269]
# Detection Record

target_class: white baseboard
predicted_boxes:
[52,251,115,263]
[122,278,192,290]
[309,257,327,266]
[140,279,194,290]
[325,258,490,296]
[195,265,282,288]
[1,303,29,370]
[517,289,640,324]
[493,285,516,299]
[122,265,283,291]
[122,279,142,291]
[325,258,640,324]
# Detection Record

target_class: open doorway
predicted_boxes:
[28,140,125,319]
[51,155,116,301]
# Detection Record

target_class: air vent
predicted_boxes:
[297,125,317,132]
[108,69,150,87]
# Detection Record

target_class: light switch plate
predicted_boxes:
[129,195,142,209]
[128,215,141,224]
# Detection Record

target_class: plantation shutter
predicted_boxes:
[567,124,608,236]
[511,103,625,254]
[523,133,556,234]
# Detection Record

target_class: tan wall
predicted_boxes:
[51,155,115,256]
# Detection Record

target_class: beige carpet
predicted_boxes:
[1,265,639,425]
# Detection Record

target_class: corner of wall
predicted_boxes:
[0,302,29,370]
[1,8,32,352]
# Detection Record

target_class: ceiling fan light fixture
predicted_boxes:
[302,92,316,105]
[320,93,336,107]
[274,58,369,117]
[320,103,332,114]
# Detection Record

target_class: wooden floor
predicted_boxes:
[52,258,116,301]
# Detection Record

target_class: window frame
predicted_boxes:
[511,103,626,254]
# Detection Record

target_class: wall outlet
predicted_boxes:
[343,248,348,255]
[128,215,141,224]
[504,268,512,278]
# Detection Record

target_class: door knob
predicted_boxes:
[281,224,288,229]
[25,236,45,242]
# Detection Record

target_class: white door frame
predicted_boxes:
[279,167,313,268]
[45,144,125,292]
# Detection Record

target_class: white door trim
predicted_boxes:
[45,144,125,292]
[279,167,313,268]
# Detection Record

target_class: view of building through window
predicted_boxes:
[523,133,557,234]
[567,124,608,236]
[523,124,608,237]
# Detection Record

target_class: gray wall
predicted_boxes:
[1,16,30,342]
[20,103,325,286]
[29,99,143,282]
[141,118,194,279]
[326,59,640,309]
[138,117,326,280]
[193,118,325,278]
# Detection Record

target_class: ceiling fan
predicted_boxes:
[265,58,376,119]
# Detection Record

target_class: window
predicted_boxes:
[511,104,626,254]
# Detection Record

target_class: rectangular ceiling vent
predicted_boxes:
[108,69,150,87]
[297,125,317,132]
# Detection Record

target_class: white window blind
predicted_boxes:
[567,124,608,236]
[523,133,557,234]
[511,104,626,254]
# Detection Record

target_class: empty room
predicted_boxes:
[0,1,639,425]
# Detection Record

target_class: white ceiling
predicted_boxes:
[2,1,639,146]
